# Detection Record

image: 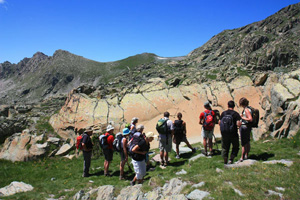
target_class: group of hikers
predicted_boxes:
[79,97,258,186]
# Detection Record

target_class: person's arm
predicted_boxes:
[183,121,187,134]
[237,120,242,128]
[123,138,128,160]
[132,145,147,155]
[199,113,204,125]
[241,108,253,122]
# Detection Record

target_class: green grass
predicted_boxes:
[0,131,300,199]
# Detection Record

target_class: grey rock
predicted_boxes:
[263,159,293,167]
[116,184,143,200]
[224,159,257,169]
[164,194,188,200]
[189,154,205,162]
[163,178,188,196]
[192,182,205,188]
[0,181,34,196]
[96,185,114,200]
[47,137,61,145]
[186,189,210,200]
[176,169,187,175]
[267,190,283,198]
[275,187,285,192]
[55,144,73,156]
[216,168,224,173]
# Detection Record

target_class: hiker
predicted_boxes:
[131,130,157,185]
[199,101,215,156]
[219,100,242,164]
[81,127,94,177]
[103,125,115,177]
[130,117,139,134]
[119,128,130,180]
[239,97,253,162]
[173,112,196,158]
[157,111,174,166]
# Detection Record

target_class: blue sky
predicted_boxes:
[0,0,299,64]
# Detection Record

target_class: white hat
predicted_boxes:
[106,124,114,132]
[145,132,158,138]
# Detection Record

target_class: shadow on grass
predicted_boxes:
[249,152,275,161]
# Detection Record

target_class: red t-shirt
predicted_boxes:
[105,132,114,149]
[199,110,215,120]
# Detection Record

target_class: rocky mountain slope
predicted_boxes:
[0,3,300,162]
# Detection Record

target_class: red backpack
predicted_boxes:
[203,111,215,131]
[76,135,83,150]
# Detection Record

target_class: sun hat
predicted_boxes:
[131,117,139,123]
[84,128,93,133]
[106,124,114,132]
[123,128,130,136]
[145,131,158,138]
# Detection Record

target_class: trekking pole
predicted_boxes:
[126,160,132,172]
[212,133,218,150]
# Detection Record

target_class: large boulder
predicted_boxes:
[0,181,34,196]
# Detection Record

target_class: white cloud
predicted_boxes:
[0,0,5,4]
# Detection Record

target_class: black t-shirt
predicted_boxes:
[132,138,149,161]
[220,109,241,136]
[82,134,93,151]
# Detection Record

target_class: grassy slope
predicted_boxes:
[0,132,299,199]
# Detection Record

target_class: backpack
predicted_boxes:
[156,118,169,134]
[220,113,234,134]
[99,134,109,150]
[128,133,144,157]
[76,134,83,150]
[174,120,184,136]
[203,111,215,131]
[247,106,260,128]
[113,132,123,152]
[213,109,220,124]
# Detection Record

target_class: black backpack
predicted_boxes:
[156,118,168,134]
[128,133,144,157]
[213,109,220,124]
[174,120,184,135]
[113,132,123,152]
[220,113,235,134]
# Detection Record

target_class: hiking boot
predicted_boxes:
[203,151,207,156]
[208,151,213,156]
[82,173,90,177]
[192,148,196,153]
[130,180,135,186]
[175,155,180,159]
[105,173,112,177]
[228,160,233,164]
[160,161,165,167]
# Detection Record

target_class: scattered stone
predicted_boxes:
[116,185,143,200]
[297,151,300,156]
[189,154,205,162]
[64,188,74,192]
[47,137,60,145]
[164,194,188,200]
[263,159,293,167]
[89,180,94,183]
[163,178,188,196]
[0,181,34,196]
[216,168,223,173]
[224,159,257,169]
[73,190,85,200]
[145,188,162,200]
[186,189,210,200]
[96,185,114,200]
[275,187,285,192]
[176,169,187,175]
[263,140,271,143]
[192,182,205,188]
[51,177,56,181]
[64,154,75,160]
[225,182,244,196]
[267,190,283,198]
[172,146,193,155]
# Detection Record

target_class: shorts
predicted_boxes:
[240,125,251,146]
[159,136,172,152]
[174,134,188,145]
[201,128,213,139]
[132,159,146,180]
[119,149,126,161]
[103,149,113,162]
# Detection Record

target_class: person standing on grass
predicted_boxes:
[119,128,130,180]
[81,128,93,177]
[131,131,157,185]
[239,97,253,162]
[219,100,242,164]
[199,101,215,156]
[157,111,174,166]
[103,125,115,177]
[173,112,196,159]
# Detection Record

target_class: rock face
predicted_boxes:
[50,69,300,147]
